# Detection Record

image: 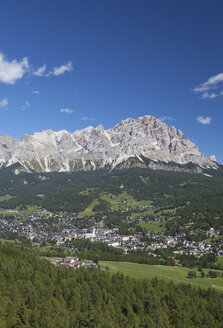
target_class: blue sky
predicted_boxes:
[0,1,223,162]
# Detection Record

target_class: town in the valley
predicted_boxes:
[0,204,222,267]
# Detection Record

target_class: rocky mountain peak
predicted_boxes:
[0,115,218,172]
[209,155,217,162]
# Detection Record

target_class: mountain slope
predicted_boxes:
[0,115,217,172]
[0,164,223,213]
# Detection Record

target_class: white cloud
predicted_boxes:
[81,116,95,121]
[193,85,211,93]
[33,64,46,76]
[21,101,31,111]
[0,52,72,83]
[159,116,174,122]
[32,90,40,95]
[204,73,223,86]
[201,92,218,99]
[197,116,212,125]
[193,73,223,99]
[60,108,73,114]
[0,53,29,84]
[0,97,8,111]
[194,73,223,93]
[33,61,73,78]
[0,98,8,107]
[49,62,73,76]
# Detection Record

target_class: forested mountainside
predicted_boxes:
[0,164,223,216]
[0,243,222,328]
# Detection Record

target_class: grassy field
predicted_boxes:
[0,194,15,202]
[130,210,155,217]
[0,206,43,216]
[99,261,223,292]
[78,188,98,196]
[157,208,177,216]
[139,221,166,232]
[216,256,223,265]
[21,206,43,215]
[0,238,14,244]
[78,199,99,217]
[100,191,152,212]
[0,208,18,215]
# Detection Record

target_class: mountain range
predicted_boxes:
[0,115,218,173]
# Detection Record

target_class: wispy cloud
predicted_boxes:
[32,90,40,95]
[81,116,95,121]
[33,64,46,77]
[197,116,212,125]
[60,108,73,114]
[0,97,8,111]
[33,62,73,77]
[0,52,29,84]
[159,116,174,122]
[0,98,8,107]
[21,101,31,111]
[49,62,73,76]
[201,92,218,99]
[193,73,223,99]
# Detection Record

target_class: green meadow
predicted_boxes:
[139,221,166,232]
[99,261,223,292]
[100,191,152,212]
[78,199,99,217]
[0,238,14,244]
[0,205,43,216]
[0,194,15,202]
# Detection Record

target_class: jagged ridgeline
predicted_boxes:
[0,115,221,214]
[0,115,218,173]
[0,243,222,327]
[0,164,223,214]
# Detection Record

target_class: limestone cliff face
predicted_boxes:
[0,115,218,172]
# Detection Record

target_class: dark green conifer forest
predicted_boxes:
[0,243,223,327]
[1,165,223,222]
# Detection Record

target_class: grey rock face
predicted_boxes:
[0,115,218,172]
